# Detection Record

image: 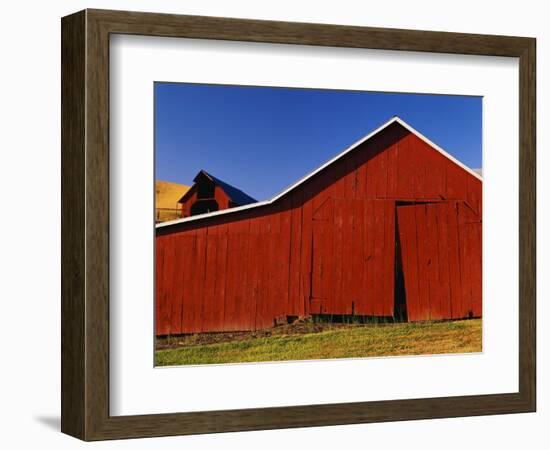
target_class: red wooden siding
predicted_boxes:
[397,202,482,322]
[155,122,482,335]
[310,198,394,316]
[180,185,231,217]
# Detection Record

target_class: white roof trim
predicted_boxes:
[393,117,483,182]
[156,116,482,228]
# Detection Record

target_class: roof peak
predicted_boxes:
[159,116,481,228]
[190,169,257,206]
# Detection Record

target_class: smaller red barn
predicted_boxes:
[178,170,257,218]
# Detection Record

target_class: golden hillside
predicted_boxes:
[155,180,190,223]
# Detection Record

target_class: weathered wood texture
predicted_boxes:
[156,122,483,334]
[61,10,86,438]
[397,201,482,322]
[180,184,231,217]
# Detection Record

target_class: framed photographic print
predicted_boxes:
[61,9,536,441]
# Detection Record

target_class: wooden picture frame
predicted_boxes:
[61,9,536,441]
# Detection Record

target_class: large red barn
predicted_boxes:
[155,117,482,336]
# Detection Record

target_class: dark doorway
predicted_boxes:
[190,199,219,216]
[196,179,215,199]
[394,209,408,322]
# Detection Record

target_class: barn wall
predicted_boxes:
[156,123,482,335]
[180,186,196,217]
[214,185,231,210]
[180,185,231,217]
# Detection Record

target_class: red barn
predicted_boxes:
[155,117,482,336]
[178,170,257,218]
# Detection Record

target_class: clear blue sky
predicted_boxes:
[155,83,482,201]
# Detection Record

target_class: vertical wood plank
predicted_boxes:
[224,223,241,331]
[255,214,272,329]
[396,131,411,199]
[458,202,474,318]
[288,191,304,317]
[386,139,398,198]
[213,223,229,330]
[169,234,185,335]
[383,200,395,317]
[467,176,482,216]
[446,163,468,201]
[376,138,389,199]
[365,147,377,200]
[371,200,386,316]
[437,204,453,319]
[159,234,175,334]
[343,156,356,199]
[331,198,345,313]
[341,198,355,314]
[193,228,207,332]
[356,154,368,199]
[154,237,165,335]
[246,218,261,330]
[415,204,431,320]
[300,198,313,317]
[278,203,293,318]
[350,199,365,314]
[235,219,252,330]
[362,199,376,315]
[267,213,282,323]
[471,221,483,317]
[397,205,421,321]
[201,226,219,332]
[411,135,425,199]
[180,233,197,333]
[426,204,442,320]
[447,202,464,319]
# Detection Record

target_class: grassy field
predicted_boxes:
[155,319,482,366]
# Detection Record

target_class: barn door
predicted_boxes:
[310,198,395,317]
[396,201,481,322]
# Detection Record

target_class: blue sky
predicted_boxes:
[155,83,482,201]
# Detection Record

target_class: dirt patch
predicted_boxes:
[155,319,396,350]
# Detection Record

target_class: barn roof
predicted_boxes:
[157,116,482,229]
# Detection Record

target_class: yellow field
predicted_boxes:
[155,180,190,222]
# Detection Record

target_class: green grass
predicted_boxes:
[155,319,482,366]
